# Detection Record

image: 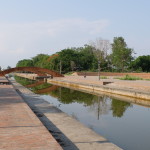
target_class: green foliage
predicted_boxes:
[48,54,60,71]
[118,74,143,80]
[100,76,108,79]
[130,55,150,72]
[57,46,98,72]
[16,59,33,67]
[65,72,74,75]
[32,54,50,68]
[77,45,98,71]
[16,46,99,73]
[111,37,133,72]
[58,49,78,72]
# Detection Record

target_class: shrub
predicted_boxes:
[120,75,143,80]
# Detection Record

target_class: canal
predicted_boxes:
[15,76,150,150]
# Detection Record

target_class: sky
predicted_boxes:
[0,0,150,68]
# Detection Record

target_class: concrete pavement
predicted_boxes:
[0,77,62,150]
[48,75,150,100]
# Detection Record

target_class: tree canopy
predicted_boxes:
[111,37,134,72]
[16,36,149,73]
[16,46,99,73]
[130,55,150,72]
[16,59,34,67]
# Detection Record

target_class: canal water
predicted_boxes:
[15,76,150,150]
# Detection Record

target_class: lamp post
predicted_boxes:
[98,60,100,80]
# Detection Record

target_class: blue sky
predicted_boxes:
[0,0,149,68]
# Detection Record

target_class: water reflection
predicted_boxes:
[15,76,132,118]
[44,87,133,118]
[15,76,34,86]
[88,96,111,120]
[15,76,58,94]
[111,99,131,117]
[49,87,97,105]
[35,85,59,94]
[25,81,44,88]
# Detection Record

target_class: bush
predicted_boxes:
[100,76,108,79]
[120,75,143,80]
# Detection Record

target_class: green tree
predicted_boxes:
[58,49,78,72]
[77,45,97,71]
[16,59,33,67]
[32,54,50,68]
[111,37,133,72]
[15,44,108,73]
[130,55,150,72]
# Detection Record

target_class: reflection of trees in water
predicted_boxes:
[14,76,35,86]
[25,81,44,88]
[14,76,57,94]
[50,88,112,120]
[31,83,52,91]
[88,96,111,120]
[87,97,132,119]
[111,99,132,117]
[49,88,132,119]
[49,87,96,105]
[15,76,132,119]
[35,85,59,94]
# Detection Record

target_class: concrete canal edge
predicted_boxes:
[10,78,122,150]
[48,79,150,101]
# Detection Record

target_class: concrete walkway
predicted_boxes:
[0,77,62,150]
[47,75,150,100]
[14,73,150,93]
[53,76,150,93]
[0,76,10,84]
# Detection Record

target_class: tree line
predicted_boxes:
[16,37,150,73]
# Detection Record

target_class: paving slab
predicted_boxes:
[0,84,62,150]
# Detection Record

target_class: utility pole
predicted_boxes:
[60,60,62,74]
[98,60,100,80]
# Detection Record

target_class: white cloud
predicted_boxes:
[0,18,110,68]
